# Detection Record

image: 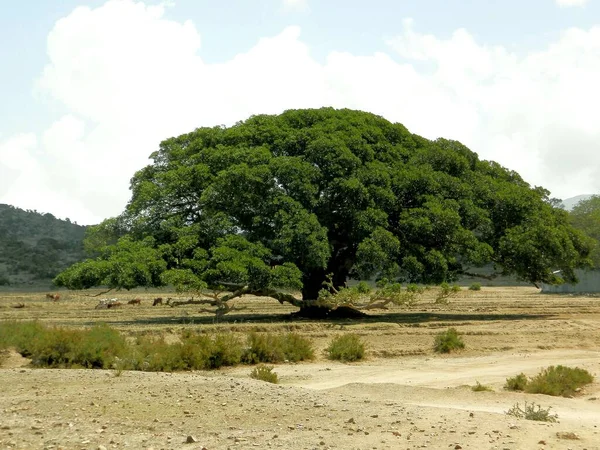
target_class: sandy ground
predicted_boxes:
[1,287,600,449]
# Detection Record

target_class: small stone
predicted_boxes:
[346,418,355,424]
[455,445,462,450]
[98,446,108,450]
[186,435,198,443]
[538,440,547,445]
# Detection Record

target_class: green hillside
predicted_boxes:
[0,204,88,287]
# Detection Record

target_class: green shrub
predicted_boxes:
[506,402,558,422]
[0,321,48,356]
[72,324,128,369]
[243,333,285,364]
[468,282,482,291]
[0,322,314,373]
[250,365,279,383]
[280,333,315,362]
[203,333,243,369]
[433,328,465,353]
[130,335,186,372]
[505,373,528,391]
[326,334,365,362]
[132,332,244,371]
[435,282,461,304]
[525,365,594,397]
[242,332,314,364]
[472,381,492,392]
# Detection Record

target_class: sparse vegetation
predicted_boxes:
[433,328,465,353]
[242,332,314,364]
[504,373,528,391]
[434,283,461,304]
[250,365,279,383]
[526,365,594,397]
[0,321,315,372]
[468,282,482,291]
[506,402,558,422]
[504,366,593,397]
[471,381,492,392]
[326,334,365,362]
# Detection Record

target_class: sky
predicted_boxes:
[1,0,599,225]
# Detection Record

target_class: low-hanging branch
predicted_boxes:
[166,284,305,311]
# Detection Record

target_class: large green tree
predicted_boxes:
[55,108,592,312]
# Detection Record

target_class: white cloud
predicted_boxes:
[555,0,589,7]
[3,0,600,224]
[387,21,600,197]
[282,0,310,13]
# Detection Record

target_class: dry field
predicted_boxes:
[1,287,599,449]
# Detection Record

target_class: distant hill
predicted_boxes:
[0,204,88,287]
[561,194,594,211]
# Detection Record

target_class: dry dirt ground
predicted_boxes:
[1,287,599,450]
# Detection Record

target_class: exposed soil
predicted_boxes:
[1,287,599,449]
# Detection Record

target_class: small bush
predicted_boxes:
[472,381,492,392]
[525,365,594,397]
[203,333,243,369]
[468,282,482,291]
[434,282,461,304]
[242,333,314,364]
[326,334,365,362]
[506,402,558,422]
[73,324,128,369]
[505,373,528,391]
[433,328,465,353]
[280,333,315,362]
[250,365,278,383]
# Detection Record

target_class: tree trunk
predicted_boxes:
[301,269,326,301]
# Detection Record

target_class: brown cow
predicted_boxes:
[45,293,60,301]
[107,301,122,309]
[128,298,142,305]
[152,297,163,306]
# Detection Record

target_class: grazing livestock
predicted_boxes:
[95,298,121,309]
[128,298,142,305]
[45,293,60,301]
[153,297,163,306]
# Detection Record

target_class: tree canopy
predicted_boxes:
[55,108,592,311]
[569,195,600,267]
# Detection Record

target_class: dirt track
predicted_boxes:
[1,287,600,449]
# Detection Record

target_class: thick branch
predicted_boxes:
[167,286,304,309]
[460,271,499,280]
[83,288,115,298]
[168,298,220,307]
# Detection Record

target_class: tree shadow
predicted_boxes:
[360,311,555,325]
[87,310,555,328]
